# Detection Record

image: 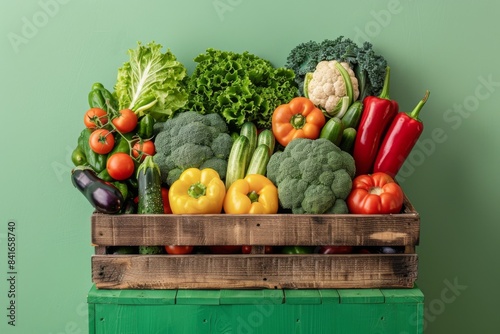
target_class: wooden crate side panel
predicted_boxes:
[91,212,420,247]
[92,254,418,290]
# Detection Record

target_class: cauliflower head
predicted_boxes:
[266,138,355,214]
[153,111,233,186]
[305,60,360,117]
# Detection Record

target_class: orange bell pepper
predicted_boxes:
[272,97,326,147]
[223,174,278,214]
[346,172,404,214]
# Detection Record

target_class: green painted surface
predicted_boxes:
[88,286,424,334]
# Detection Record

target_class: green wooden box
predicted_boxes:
[87,285,424,333]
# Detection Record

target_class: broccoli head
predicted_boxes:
[153,111,233,186]
[266,138,355,214]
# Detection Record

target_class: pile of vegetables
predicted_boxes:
[70,38,430,255]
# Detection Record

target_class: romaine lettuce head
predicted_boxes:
[115,41,188,122]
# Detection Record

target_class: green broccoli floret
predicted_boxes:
[153,111,233,186]
[284,36,387,100]
[266,138,355,214]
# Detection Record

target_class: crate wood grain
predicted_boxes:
[92,253,418,289]
[91,195,420,290]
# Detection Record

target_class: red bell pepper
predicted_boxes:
[352,67,399,176]
[347,172,404,214]
[373,90,430,178]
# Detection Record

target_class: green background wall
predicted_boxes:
[1,0,498,333]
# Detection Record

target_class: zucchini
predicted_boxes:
[339,127,357,154]
[225,135,250,189]
[239,122,258,168]
[246,144,271,176]
[319,117,344,146]
[257,129,275,155]
[341,101,363,129]
[137,155,164,214]
[137,155,165,255]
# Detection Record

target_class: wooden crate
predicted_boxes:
[87,285,425,334]
[91,195,420,290]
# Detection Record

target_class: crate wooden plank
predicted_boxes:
[92,254,418,290]
[91,199,419,247]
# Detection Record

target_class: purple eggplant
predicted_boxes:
[71,166,124,214]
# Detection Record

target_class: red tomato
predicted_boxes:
[208,246,241,254]
[347,172,404,214]
[106,153,135,181]
[89,129,115,154]
[242,246,273,254]
[318,246,353,254]
[112,109,138,133]
[164,245,194,255]
[161,187,172,214]
[84,108,108,129]
[132,140,156,161]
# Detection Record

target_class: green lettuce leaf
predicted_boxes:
[114,41,188,121]
[186,48,297,131]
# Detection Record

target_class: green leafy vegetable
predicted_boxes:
[114,41,189,122]
[185,48,297,131]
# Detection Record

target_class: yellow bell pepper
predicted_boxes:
[223,174,278,214]
[169,168,226,214]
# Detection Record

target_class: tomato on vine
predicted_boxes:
[107,152,135,181]
[132,140,156,161]
[84,108,108,129]
[89,129,115,154]
[112,109,138,134]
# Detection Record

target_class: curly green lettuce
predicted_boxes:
[114,41,189,122]
[185,48,297,131]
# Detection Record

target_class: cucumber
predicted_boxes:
[339,127,357,154]
[137,155,165,255]
[246,144,271,176]
[257,129,275,155]
[319,117,344,146]
[341,101,363,129]
[239,122,258,168]
[225,135,250,189]
[137,156,164,214]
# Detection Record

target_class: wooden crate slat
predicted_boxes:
[91,211,420,247]
[92,254,418,290]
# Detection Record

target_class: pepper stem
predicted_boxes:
[290,114,306,129]
[247,191,259,203]
[408,90,430,120]
[378,66,392,100]
[188,182,207,199]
